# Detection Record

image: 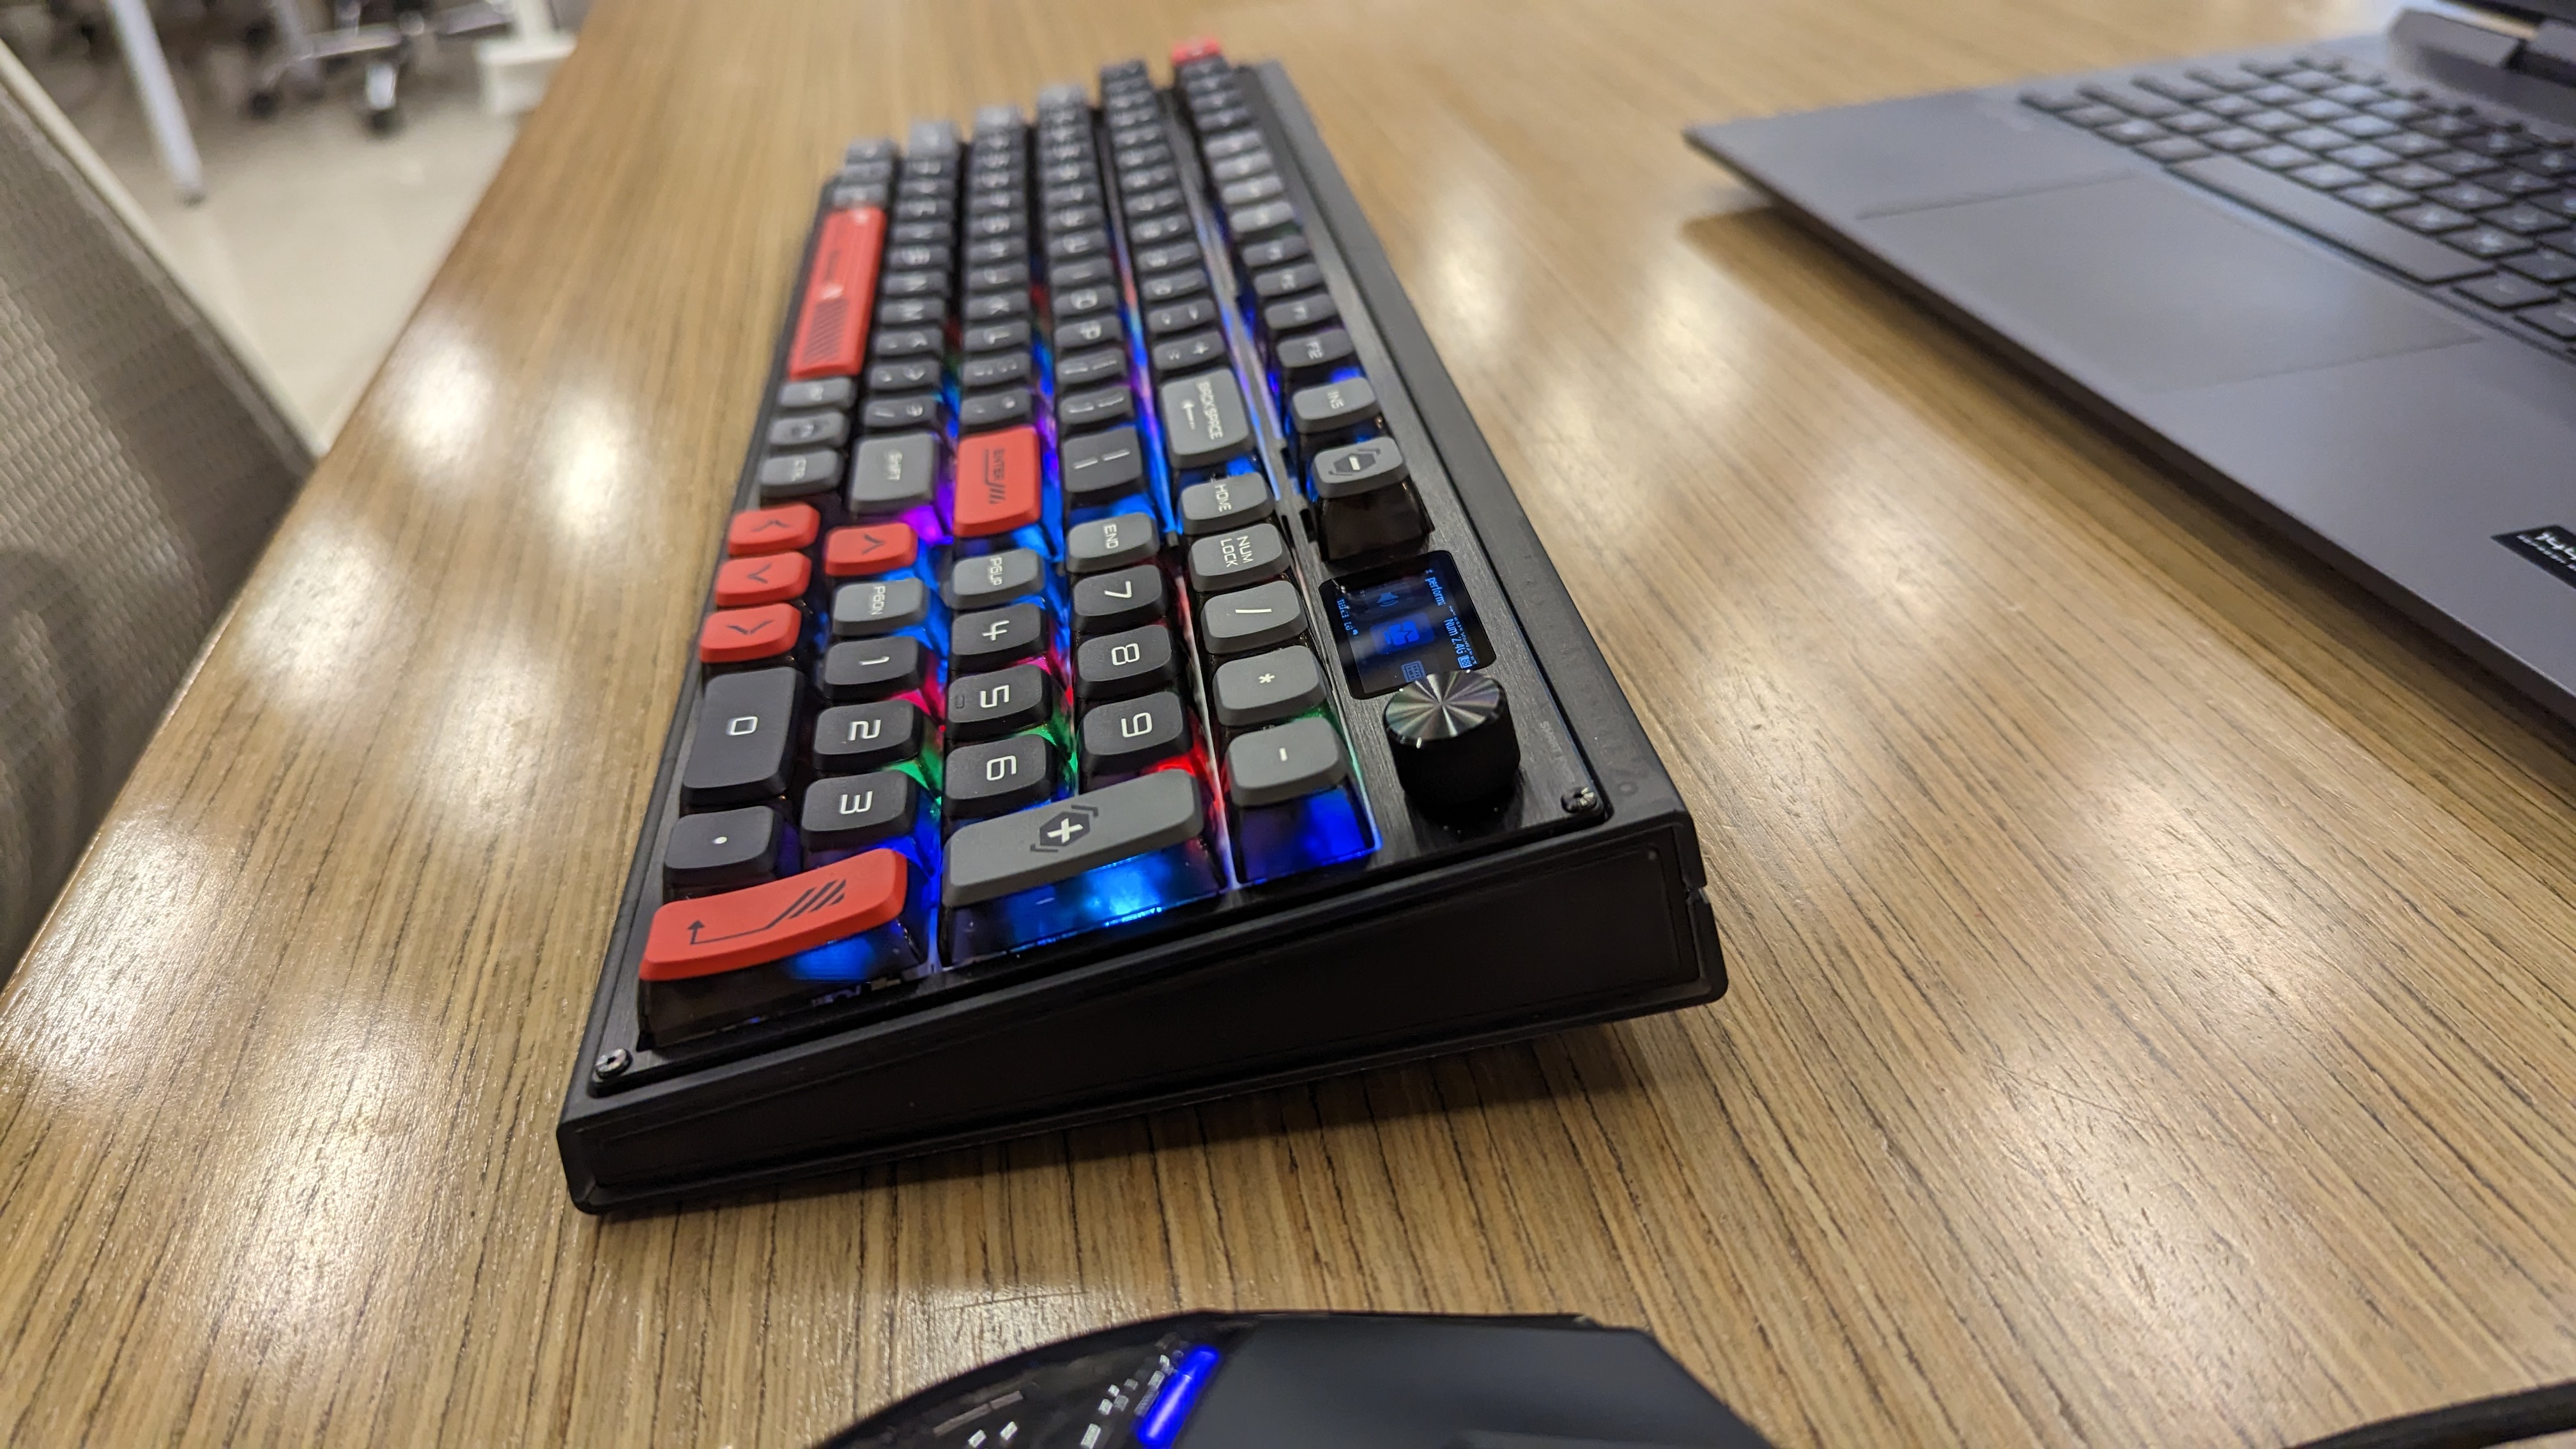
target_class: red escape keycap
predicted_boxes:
[786,206,886,381]
[949,426,1041,537]
[640,850,908,980]
[698,603,801,663]
[727,503,820,556]
[713,551,812,608]
[824,522,919,578]
[1171,36,1223,65]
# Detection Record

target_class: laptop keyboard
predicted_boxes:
[2025,52,2576,344]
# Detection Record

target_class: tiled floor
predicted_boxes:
[17,21,518,443]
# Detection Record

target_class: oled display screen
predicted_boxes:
[1318,551,1494,695]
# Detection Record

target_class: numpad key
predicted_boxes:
[557,40,1725,1211]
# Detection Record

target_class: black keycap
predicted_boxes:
[682,668,799,808]
[832,576,930,637]
[1159,369,1255,470]
[2456,273,2557,309]
[1062,425,1147,504]
[2391,202,2476,233]
[863,392,944,434]
[947,664,1055,742]
[960,351,1032,390]
[818,635,928,703]
[1136,240,1202,272]
[2487,203,2562,234]
[872,326,940,358]
[664,805,783,894]
[757,449,840,502]
[1263,292,1338,333]
[813,700,927,773]
[1052,256,1117,289]
[1146,296,1220,337]
[959,388,1034,432]
[868,357,940,393]
[964,320,1032,354]
[1131,213,1193,245]
[1080,691,1188,783]
[1055,345,1126,391]
[1152,330,1229,376]
[1055,314,1124,353]
[945,733,1059,820]
[769,411,848,450]
[1287,375,1381,437]
[946,547,1046,610]
[778,376,855,410]
[1058,385,1136,431]
[1071,564,1165,635]
[2450,227,2533,259]
[1238,233,1309,270]
[1065,511,1161,575]
[1186,522,1289,592]
[1177,473,1273,535]
[801,772,919,855]
[1073,624,1177,702]
[1275,326,1356,387]
[2518,300,2576,339]
[951,601,1050,671]
[964,293,1029,324]
[1310,437,1408,498]
[2504,249,2576,282]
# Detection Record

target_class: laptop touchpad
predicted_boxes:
[1857,176,2474,394]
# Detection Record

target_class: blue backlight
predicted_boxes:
[1236,781,1375,884]
[1135,1346,1220,1448]
[946,837,1222,962]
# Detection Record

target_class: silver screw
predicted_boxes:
[594,1048,631,1078]
[1561,785,1602,816]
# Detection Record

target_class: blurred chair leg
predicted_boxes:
[98,0,204,201]
[265,0,319,88]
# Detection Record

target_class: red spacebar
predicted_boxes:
[785,206,885,381]
[640,850,908,981]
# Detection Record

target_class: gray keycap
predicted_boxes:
[1080,690,1188,783]
[1227,199,1297,239]
[1036,82,1088,112]
[1072,564,1164,635]
[1311,438,1408,499]
[1063,425,1147,502]
[1212,646,1325,727]
[944,769,1204,907]
[1159,369,1254,470]
[850,433,939,512]
[1203,128,1264,159]
[1067,512,1161,574]
[1200,579,1307,655]
[769,411,849,450]
[1187,523,1288,592]
[1178,475,1274,535]
[832,577,929,637]
[1288,376,1380,437]
[1211,151,1272,183]
[1220,174,1285,208]
[907,117,960,156]
[1074,624,1177,701]
[947,548,1045,609]
[778,377,855,411]
[758,448,841,502]
[1225,715,1347,806]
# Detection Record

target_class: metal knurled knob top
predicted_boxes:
[1382,671,1519,819]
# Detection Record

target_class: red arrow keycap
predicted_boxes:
[949,426,1041,537]
[786,206,886,381]
[640,850,908,981]
[714,551,812,607]
[727,503,820,556]
[823,522,919,578]
[698,602,801,663]
[1171,36,1222,65]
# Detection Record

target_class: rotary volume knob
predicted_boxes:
[1382,671,1520,822]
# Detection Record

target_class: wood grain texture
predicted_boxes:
[6,0,2574,1443]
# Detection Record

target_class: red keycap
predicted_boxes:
[1171,36,1223,65]
[949,427,1042,537]
[698,602,801,663]
[640,850,908,981]
[714,551,812,608]
[727,503,820,556]
[824,522,919,578]
[786,206,887,381]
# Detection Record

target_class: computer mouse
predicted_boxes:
[820,1310,1775,1448]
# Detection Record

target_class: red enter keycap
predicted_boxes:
[823,522,918,578]
[698,603,801,663]
[1171,36,1223,65]
[786,206,886,381]
[727,503,820,556]
[640,850,908,981]
[950,427,1041,537]
[714,552,811,607]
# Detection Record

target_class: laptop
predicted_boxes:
[1689,6,2576,730]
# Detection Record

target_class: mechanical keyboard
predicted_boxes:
[557,42,1723,1212]
[2024,50,2576,344]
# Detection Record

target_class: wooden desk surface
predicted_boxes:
[8,0,2575,1443]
